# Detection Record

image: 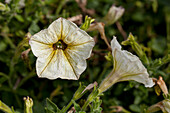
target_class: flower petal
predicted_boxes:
[67,40,94,59]
[111,37,155,87]
[63,39,94,79]
[48,18,64,41]
[36,49,78,80]
[62,19,94,45]
[48,17,78,42]
[64,49,86,78]
[30,29,58,44]
[62,18,78,41]
[29,38,53,58]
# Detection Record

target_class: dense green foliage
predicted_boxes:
[0,0,170,112]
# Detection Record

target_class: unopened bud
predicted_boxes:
[24,96,33,113]
[104,5,125,25]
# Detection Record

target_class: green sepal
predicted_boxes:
[73,82,86,101]
[90,97,102,113]
[80,16,95,31]
[45,98,61,113]
[122,33,150,65]
[0,100,13,113]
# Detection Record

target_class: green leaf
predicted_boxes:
[45,108,55,113]
[148,37,166,55]
[72,100,81,112]
[90,97,102,113]
[152,0,158,13]
[0,40,7,52]
[16,88,29,96]
[0,2,10,11]
[129,104,140,113]
[28,21,40,35]
[15,15,24,23]
[45,98,61,113]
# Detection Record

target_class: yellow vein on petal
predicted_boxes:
[31,39,53,45]
[62,23,71,41]
[60,18,63,40]
[63,50,79,79]
[68,40,94,47]
[117,72,147,82]
[39,50,56,76]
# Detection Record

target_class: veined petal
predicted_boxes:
[63,21,94,45]
[111,37,155,87]
[30,29,58,44]
[62,18,78,41]
[29,39,53,58]
[48,17,78,42]
[36,49,78,80]
[64,49,87,78]
[48,18,63,41]
[67,40,94,59]
[63,40,94,79]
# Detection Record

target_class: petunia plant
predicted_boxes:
[0,1,169,113]
[0,16,164,113]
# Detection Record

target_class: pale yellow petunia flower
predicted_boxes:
[99,37,155,93]
[29,18,95,80]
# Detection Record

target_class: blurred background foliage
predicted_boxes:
[0,0,170,112]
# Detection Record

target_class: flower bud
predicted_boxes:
[24,96,33,113]
[104,5,125,25]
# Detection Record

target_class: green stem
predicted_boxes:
[14,93,22,108]
[17,70,35,89]
[82,100,90,111]
[4,36,16,49]
[166,11,170,53]
[0,72,9,79]
[81,89,99,111]
[62,99,74,113]
[0,100,13,113]
[56,0,67,15]
[97,62,112,83]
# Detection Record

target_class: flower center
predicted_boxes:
[53,40,67,50]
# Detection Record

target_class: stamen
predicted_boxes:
[53,40,67,50]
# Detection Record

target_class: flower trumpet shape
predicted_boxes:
[163,99,170,113]
[104,5,125,25]
[29,18,95,80]
[99,37,154,93]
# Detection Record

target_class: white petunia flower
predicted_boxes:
[99,37,154,93]
[29,18,95,80]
